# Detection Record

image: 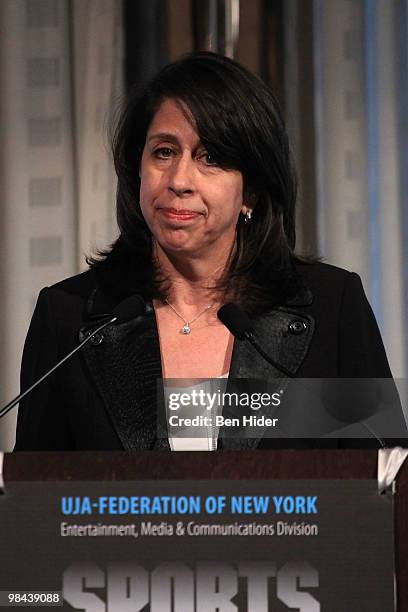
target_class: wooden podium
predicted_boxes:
[3,450,408,611]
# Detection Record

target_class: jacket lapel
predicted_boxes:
[80,295,168,450]
[222,306,315,449]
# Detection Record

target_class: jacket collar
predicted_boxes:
[80,284,314,450]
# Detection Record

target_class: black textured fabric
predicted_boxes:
[14,262,402,451]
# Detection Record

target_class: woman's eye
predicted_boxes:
[153,147,173,159]
[200,152,219,166]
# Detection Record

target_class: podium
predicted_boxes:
[2,450,408,611]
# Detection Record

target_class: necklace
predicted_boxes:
[165,299,213,335]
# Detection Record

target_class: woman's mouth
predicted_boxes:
[160,208,201,221]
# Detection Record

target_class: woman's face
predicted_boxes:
[139,98,245,261]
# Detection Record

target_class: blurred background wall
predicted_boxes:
[0,0,407,450]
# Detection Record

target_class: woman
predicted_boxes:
[14,52,403,451]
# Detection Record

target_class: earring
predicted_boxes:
[244,210,252,224]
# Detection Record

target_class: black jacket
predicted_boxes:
[14,262,405,451]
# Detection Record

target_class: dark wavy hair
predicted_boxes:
[90,52,304,314]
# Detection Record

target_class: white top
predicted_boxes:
[167,374,228,451]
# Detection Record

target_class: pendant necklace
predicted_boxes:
[165,299,213,335]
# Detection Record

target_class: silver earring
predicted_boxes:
[244,210,252,224]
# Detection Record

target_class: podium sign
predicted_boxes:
[0,479,394,611]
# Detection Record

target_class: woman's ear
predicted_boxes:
[241,189,258,222]
[241,191,257,214]
[241,204,253,216]
[241,204,253,224]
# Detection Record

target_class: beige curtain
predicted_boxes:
[0,0,122,451]
[313,0,407,381]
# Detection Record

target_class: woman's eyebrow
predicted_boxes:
[147,132,180,144]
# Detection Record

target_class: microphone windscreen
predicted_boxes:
[217,303,253,340]
[113,295,146,324]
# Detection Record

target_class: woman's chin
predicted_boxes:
[160,241,199,256]
[156,229,200,254]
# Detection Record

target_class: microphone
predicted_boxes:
[0,295,146,420]
[217,303,294,377]
[217,303,254,340]
[110,295,147,325]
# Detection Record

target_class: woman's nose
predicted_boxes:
[168,155,195,196]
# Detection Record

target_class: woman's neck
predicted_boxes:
[154,241,232,310]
